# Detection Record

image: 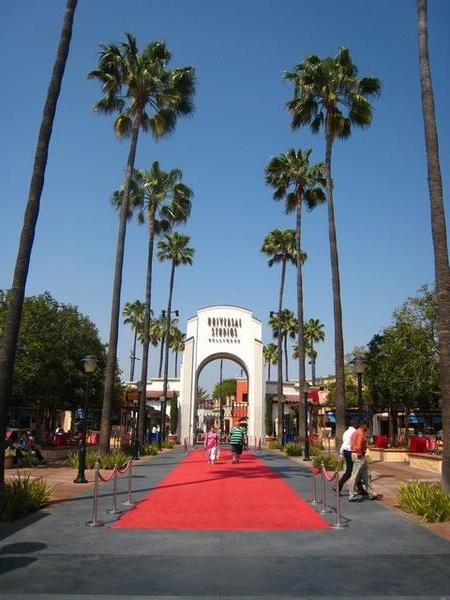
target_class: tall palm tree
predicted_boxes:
[134,161,192,442]
[122,300,145,381]
[261,229,298,443]
[285,49,380,447]
[265,148,325,445]
[170,326,186,378]
[263,343,278,381]
[0,0,78,489]
[270,309,297,382]
[88,35,195,452]
[417,0,450,491]
[157,232,194,440]
[304,318,325,386]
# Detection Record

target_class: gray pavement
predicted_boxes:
[0,448,449,598]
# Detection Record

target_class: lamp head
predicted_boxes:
[82,355,98,374]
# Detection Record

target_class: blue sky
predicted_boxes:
[1,0,449,392]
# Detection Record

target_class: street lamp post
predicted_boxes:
[350,356,366,422]
[161,309,179,448]
[158,395,165,450]
[303,390,310,461]
[74,355,98,484]
[132,381,144,460]
[270,310,283,444]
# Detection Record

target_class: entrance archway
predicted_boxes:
[178,306,265,445]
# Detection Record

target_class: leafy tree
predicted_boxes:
[169,393,178,435]
[88,34,195,452]
[0,0,78,489]
[212,379,236,399]
[304,318,325,386]
[285,48,380,447]
[261,228,299,443]
[157,232,194,441]
[122,300,145,381]
[418,0,450,492]
[263,343,278,381]
[265,395,274,437]
[265,148,325,445]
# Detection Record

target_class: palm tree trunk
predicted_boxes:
[162,262,176,443]
[174,351,178,378]
[418,0,450,491]
[0,0,78,488]
[158,336,165,378]
[130,327,138,381]
[311,341,316,386]
[277,260,287,444]
[268,362,271,382]
[99,119,140,453]
[296,197,306,447]
[324,110,346,450]
[284,334,289,381]
[138,212,156,443]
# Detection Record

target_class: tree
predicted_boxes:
[263,343,278,381]
[88,34,195,452]
[157,232,194,441]
[169,393,179,436]
[261,228,298,443]
[304,318,325,386]
[285,48,380,447]
[212,379,236,399]
[134,161,193,441]
[265,148,325,445]
[0,0,78,489]
[170,326,186,378]
[417,0,450,491]
[265,395,274,437]
[122,300,145,381]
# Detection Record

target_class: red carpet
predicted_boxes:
[113,449,330,530]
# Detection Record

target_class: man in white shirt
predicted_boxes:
[337,420,358,494]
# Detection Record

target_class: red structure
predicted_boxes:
[232,379,248,426]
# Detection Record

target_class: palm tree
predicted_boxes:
[170,326,186,378]
[263,343,278,381]
[122,300,145,381]
[271,309,297,382]
[261,229,298,443]
[265,148,325,445]
[0,0,78,488]
[157,232,194,441]
[285,48,380,447]
[417,0,450,491]
[134,161,192,442]
[304,318,325,386]
[88,35,195,452]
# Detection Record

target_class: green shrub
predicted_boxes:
[0,474,53,522]
[394,481,450,523]
[313,453,343,473]
[140,443,158,456]
[284,443,303,456]
[309,446,323,458]
[67,449,130,470]
[161,440,174,449]
[268,440,283,450]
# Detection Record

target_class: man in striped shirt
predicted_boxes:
[229,419,247,463]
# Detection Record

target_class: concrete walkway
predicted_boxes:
[1,448,449,599]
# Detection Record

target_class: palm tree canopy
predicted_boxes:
[265,148,326,213]
[304,318,325,344]
[261,229,306,267]
[88,34,195,139]
[170,326,186,353]
[285,47,381,140]
[269,309,298,340]
[157,231,194,266]
[135,161,193,234]
[263,343,278,365]
[111,171,144,220]
[122,300,146,330]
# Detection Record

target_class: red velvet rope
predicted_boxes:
[117,460,131,474]
[311,463,321,476]
[321,464,337,482]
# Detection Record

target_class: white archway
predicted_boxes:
[178,305,265,445]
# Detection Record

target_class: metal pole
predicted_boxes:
[308,458,320,505]
[122,460,134,507]
[303,391,310,461]
[106,465,120,515]
[86,462,104,527]
[331,466,348,529]
[74,373,91,483]
[319,462,332,514]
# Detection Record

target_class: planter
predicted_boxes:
[265,436,277,443]
[168,434,178,444]
[4,455,14,470]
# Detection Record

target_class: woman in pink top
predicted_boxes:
[204,427,219,464]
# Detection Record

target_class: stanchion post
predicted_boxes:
[331,466,348,529]
[86,462,104,527]
[183,438,188,454]
[258,438,262,455]
[122,460,135,507]
[106,465,121,515]
[319,462,332,514]
[308,458,320,505]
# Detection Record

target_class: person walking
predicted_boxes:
[337,419,358,494]
[229,419,247,463]
[204,426,219,464]
[348,421,379,502]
